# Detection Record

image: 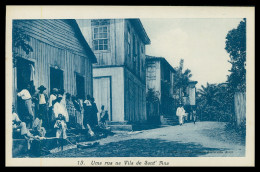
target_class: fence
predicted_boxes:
[234,92,246,126]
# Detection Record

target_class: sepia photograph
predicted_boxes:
[5,6,255,166]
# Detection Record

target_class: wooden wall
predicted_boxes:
[124,68,146,123]
[124,19,146,83]
[234,92,246,126]
[76,19,125,67]
[13,20,93,99]
[77,19,146,82]
[146,60,161,100]
[77,19,148,123]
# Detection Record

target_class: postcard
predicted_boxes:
[5,6,255,167]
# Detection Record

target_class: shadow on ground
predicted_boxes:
[42,139,226,157]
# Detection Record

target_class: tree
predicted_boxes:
[12,21,33,67]
[12,26,33,55]
[225,18,246,92]
[197,83,233,122]
[173,59,193,104]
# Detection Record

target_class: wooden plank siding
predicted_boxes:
[76,19,149,123]
[124,67,146,122]
[76,19,125,67]
[124,19,146,83]
[13,19,94,98]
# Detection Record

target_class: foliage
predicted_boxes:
[225,18,246,92]
[172,59,193,103]
[196,83,233,122]
[12,23,33,55]
[146,88,160,103]
[197,19,246,123]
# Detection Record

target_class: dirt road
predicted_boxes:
[44,121,245,157]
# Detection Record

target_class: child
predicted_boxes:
[100,106,108,129]
[54,114,67,151]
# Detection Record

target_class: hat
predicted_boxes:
[52,88,59,93]
[38,85,46,91]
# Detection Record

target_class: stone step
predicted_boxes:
[108,124,133,131]
[106,121,128,125]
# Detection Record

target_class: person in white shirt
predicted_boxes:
[48,88,58,127]
[176,105,186,126]
[34,85,49,129]
[53,95,69,122]
[17,85,34,128]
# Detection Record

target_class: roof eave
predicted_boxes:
[70,19,97,63]
[129,19,151,45]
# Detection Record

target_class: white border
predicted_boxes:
[6,6,255,167]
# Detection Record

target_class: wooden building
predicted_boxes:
[145,56,176,124]
[12,19,97,111]
[77,19,150,125]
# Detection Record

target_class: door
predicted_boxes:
[93,77,112,121]
[76,74,85,100]
[50,67,64,91]
[16,58,33,91]
[16,57,34,116]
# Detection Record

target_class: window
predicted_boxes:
[91,19,110,51]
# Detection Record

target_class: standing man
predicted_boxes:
[90,97,98,129]
[17,84,34,128]
[83,95,94,136]
[48,88,58,129]
[66,93,76,129]
[34,85,49,129]
[72,95,84,129]
[176,105,185,126]
[192,107,197,124]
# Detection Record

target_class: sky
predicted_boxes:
[141,18,243,89]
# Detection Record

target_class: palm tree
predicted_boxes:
[173,59,193,104]
[197,83,218,121]
[197,83,234,122]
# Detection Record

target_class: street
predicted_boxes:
[43,121,245,157]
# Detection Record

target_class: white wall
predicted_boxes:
[93,67,125,121]
[146,60,161,100]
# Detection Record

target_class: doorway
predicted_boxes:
[16,57,34,118]
[76,73,85,100]
[50,67,64,91]
[93,77,112,121]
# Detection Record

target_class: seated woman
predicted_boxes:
[12,105,47,155]
[32,117,46,137]
[12,107,29,139]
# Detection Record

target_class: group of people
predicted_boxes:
[176,105,197,126]
[13,83,109,152]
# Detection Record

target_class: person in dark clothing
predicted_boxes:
[90,97,98,128]
[72,95,83,129]
[33,85,49,129]
[83,95,94,136]
[99,105,108,129]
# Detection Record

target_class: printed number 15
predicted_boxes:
[78,160,85,166]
